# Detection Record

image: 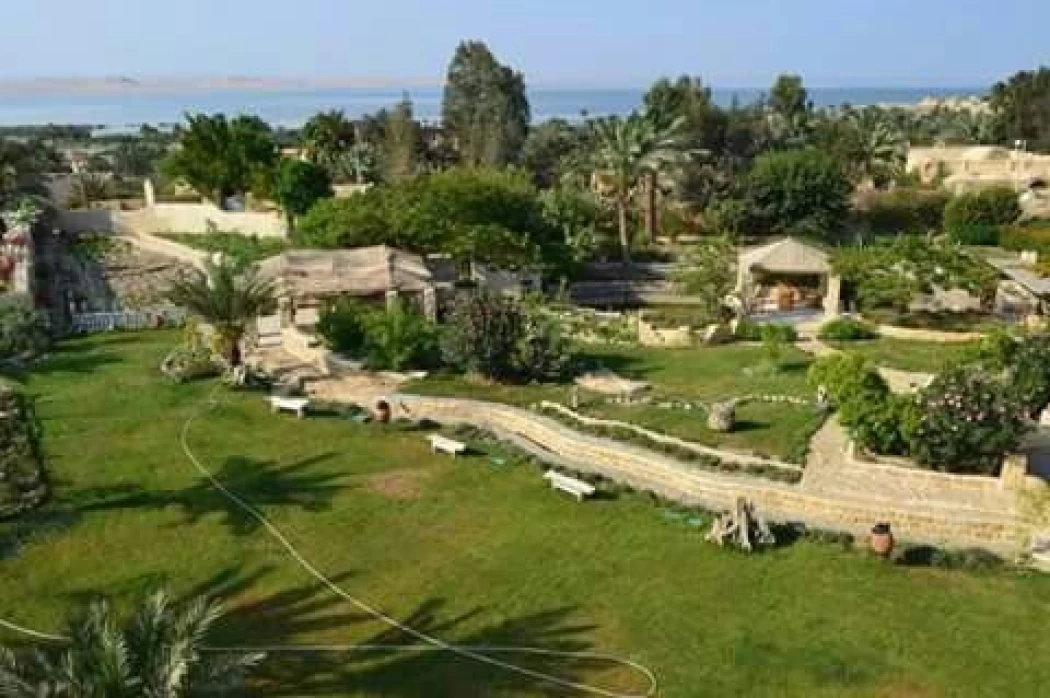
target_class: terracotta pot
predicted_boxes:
[870,523,894,557]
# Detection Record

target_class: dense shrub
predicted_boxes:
[735,321,796,342]
[0,388,48,520]
[964,330,1050,418]
[948,223,1000,246]
[943,188,1021,241]
[1000,220,1050,255]
[295,168,561,270]
[316,299,436,371]
[361,301,438,371]
[728,149,853,240]
[855,188,950,235]
[0,294,49,362]
[808,353,888,407]
[908,365,1027,474]
[818,318,878,341]
[807,353,910,453]
[160,346,221,383]
[441,293,573,383]
[316,298,370,354]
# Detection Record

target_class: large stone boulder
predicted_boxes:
[707,400,736,433]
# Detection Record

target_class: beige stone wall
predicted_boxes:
[59,204,288,238]
[876,325,984,343]
[388,394,1034,553]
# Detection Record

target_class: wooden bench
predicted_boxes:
[268,396,310,418]
[427,434,467,457]
[543,470,596,502]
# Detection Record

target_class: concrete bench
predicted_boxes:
[268,396,310,418]
[543,470,596,502]
[427,434,467,457]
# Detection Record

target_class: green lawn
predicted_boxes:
[406,344,817,461]
[828,339,977,373]
[586,400,822,463]
[2,331,1049,697]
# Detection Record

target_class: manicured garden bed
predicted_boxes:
[2,331,1048,697]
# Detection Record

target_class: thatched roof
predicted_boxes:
[739,238,830,276]
[274,246,434,299]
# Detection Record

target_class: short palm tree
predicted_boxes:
[589,112,688,264]
[0,592,263,697]
[167,257,277,367]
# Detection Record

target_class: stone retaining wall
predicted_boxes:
[389,394,1033,554]
[876,325,984,343]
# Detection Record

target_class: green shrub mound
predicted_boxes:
[944,188,1020,243]
[0,388,47,520]
[317,299,438,372]
[818,318,878,341]
[735,320,797,342]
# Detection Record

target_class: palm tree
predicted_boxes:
[0,592,262,697]
[589,112,688,264]
[167,257,277,367]
[846,111,907,188]
[300,110,355,176]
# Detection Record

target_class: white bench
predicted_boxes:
[427,434,467,457]
[543,470,596,502]
[268,396,310,418]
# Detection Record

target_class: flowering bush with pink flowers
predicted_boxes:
[907,366,1028,475]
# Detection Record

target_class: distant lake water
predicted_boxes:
[0,86,986,129]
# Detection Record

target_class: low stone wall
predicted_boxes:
[387,394,1033,553]
[123,233,209,270]
[637,318,693,348]
[59,205,287,238]
[876,325,984,343]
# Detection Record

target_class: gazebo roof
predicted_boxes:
[739,238,830,275]
[273,245,434,299]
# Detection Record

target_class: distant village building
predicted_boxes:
[907,145,1050,195]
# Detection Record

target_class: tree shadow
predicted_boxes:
[252,599,645,698]
[77,453,347,536]
[4,350,122,382]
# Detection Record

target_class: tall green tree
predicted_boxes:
[769,73,811,147]
[300,110,356,176]
[163,114,278,207]
[0,139,50,208]
[589,112,688,264]
[442,41,530,166]
[990,67,1050,152]
[382,97,423,183]
[521,119,589,188]
[167,257,277,366]
[734,148,852,239]
[275,159,333,228]
[0,591,262,697]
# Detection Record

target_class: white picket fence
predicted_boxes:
[69,310,186,334]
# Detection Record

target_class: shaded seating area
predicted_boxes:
[736,238,841,317]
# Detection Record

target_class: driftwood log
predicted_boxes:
[706,497,775,552]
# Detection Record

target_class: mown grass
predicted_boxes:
[829,338,977,373]
[1,331,1048,697]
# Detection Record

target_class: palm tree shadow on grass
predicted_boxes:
[254,599,646,698]
[77,453,348,536]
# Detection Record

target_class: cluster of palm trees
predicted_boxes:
[0,592,261,697]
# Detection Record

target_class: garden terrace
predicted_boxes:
[2,331,1049,696]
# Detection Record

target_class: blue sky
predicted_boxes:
[3,0,1048,87]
